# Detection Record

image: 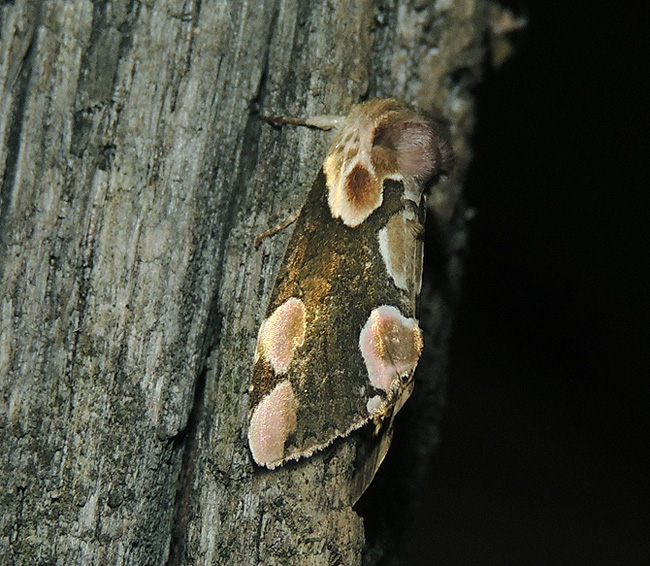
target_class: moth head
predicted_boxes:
[325,99,453,227]
[373,111,449,184]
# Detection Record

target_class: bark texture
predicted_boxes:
[0,0,489,564]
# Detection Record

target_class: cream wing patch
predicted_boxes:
[377,207,423,293]
[324,143,382,227]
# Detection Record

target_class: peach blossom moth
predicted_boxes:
[248,99,454,475]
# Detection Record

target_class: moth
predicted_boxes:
[248,98,454,473]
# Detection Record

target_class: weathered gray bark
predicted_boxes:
[0,0,488,564]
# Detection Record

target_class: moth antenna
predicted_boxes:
[262,114,346,131]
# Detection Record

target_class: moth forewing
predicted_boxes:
[248,99,454,476]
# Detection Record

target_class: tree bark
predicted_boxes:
[0,0,489,564]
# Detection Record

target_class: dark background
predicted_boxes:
[412,2,649,564]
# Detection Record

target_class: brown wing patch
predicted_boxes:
[345,163,381,214]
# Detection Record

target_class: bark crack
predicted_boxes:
[0,35,35,259]
[166,352,209,566]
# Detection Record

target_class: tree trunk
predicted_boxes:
[0,0,489,563]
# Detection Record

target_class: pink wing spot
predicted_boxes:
[258,297,306,374]
[248,380,298,468]
[359,306,423,391]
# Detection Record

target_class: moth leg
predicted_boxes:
[254,207,302,247]
[263,114,346,131]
